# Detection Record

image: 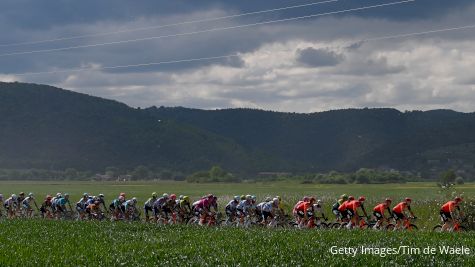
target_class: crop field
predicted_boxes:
[0,181,474,266]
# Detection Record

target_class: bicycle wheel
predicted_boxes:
[407,224,418,231]
[432,225,443,232]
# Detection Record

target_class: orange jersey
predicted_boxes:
[293,201,304,212]
[373,203,388,214]
[346,200,360,211]
[441,201,457,213]
[296,201,312,212]
[338,201,348,212]
[392,202,408,213]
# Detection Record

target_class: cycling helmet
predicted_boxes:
[98,194,105,198]
[28,192,34,197]
[162,193,169,198]
[251,195,256,201]
[132,197,137,203]
[83,193,89,197]
[358,196,366,202]
[183,196,190,202]
[151,192,157,197]
[341,194,348,200]
[405,197,412,203]
[265,197,272,202]
[273,198,279,205]
[317,199,323,205]
[454,197,463,203]
[179,195,184,200]
[348,196,355,201]
[385,198,392,203]
[240,195,246,200]
[170,194,177,201]
[56,193,62,198]
[12,194,17,200]
[119,192,126,197]
[234,195,241,201]
[119,196,125,202]
[64,193,70,197]
[0,194,3,200]
[46,195,52,200]
[245,195,252,200]
[19,192,25,196]
[303,196,310,202]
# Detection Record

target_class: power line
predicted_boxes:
[0,0,415,58]
[8,22,475,77]
[0,0,340,48]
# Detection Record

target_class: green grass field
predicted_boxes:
[0,181,473,266]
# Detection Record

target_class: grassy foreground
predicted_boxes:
[0,220,473,266]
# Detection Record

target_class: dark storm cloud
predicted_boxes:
[296,47,343,67]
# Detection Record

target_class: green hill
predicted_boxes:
[1,81,475,179]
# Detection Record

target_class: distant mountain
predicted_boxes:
[1,81,475,178]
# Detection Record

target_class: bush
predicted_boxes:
[455,177,465,185]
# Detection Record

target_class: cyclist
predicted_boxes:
[109,195,126,220]
[144,192,157,221]
[440,197,464,231]
[293,196,309,224]
[76,193,89,220]
[332,194,348,220]
[21,193,39,217]
[256,198,272,222]
[193,194,214,225]
[295,197,316,228]
[54,193,72,219]
[40,195,53,218]
[124,197,139,220]
[262,198,279,225]
[236,195,253,225]
[177,195,192,223]
[87,201,103,220]
[225,196,241,223]
[4,194,18,218]
[392,198,416,229]
[345,200,362,229]
[17,192,25,213]
[153,193,170,222]
[337,196,355,222]
[373,198,393,229]
[96,194,107,213]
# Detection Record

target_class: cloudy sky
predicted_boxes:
[1,0,475,112]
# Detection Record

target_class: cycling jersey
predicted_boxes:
[256,202,266,213]
[124,200,136,210]
[441,201,459,213]
[22,197,35,209]
[393,202,410,214]
[346,200,359,212]
[76,198,88,210]
[226,200,239,211]
[4,198,16,209]
[262,202,275,213]
[56,197,69,206]
[144,197,156,208]
[236,200,251,214]
[373,203,389,214]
